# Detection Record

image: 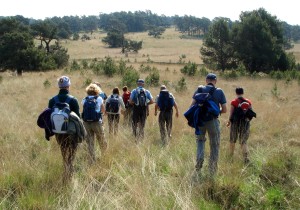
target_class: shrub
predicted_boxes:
[103,56,117,77]
[145,70,160,86]
[43,79,51,88]
[180,61,197,76]
[118,59,127,75]
[175,77,187,92]
[83,78,92,87]
[70,60,81,71]
[81,60,89,69]
[121,67,140,88]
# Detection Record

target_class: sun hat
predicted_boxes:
[58,76,71,88]
[206,73,217,80]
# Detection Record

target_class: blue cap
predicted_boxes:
[137,79,145,83]
[58,76,71,88]
[206,73,217,80]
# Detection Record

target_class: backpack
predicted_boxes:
[232,98,256,123]
[99,92,107,101]
[136,88,147,107]
[157,90,175,111]
[50,96,72,134]
[82,96,101,122]
[196,86,220,122]
[106,95,120,113]
[184,87,220,134]
[122,91,131,108]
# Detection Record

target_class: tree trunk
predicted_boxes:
[17,69,22,76]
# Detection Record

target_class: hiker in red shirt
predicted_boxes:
[227,87,256,165]
[122,86,133,126]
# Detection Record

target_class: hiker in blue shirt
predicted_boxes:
[190,73,227,177]
[48,76,80,184]
[155,85,179,146]
[129,79,154,142]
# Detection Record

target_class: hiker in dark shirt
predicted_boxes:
[154,85,179,146]
[48,76,80,184]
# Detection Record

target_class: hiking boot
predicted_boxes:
[244,158,250,165]
[195,160,203,172]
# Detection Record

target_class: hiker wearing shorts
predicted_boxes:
[105,87,126,135]
[190,73,227,176]
[48,76,80,183]
[226,87,253,164]
[129,79,154,141]
[155,85,179,146]
[122,86,133,127]
[81,83,107,164]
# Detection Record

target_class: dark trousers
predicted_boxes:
[55,134,78,184]
[158,110,173,145]
[108,114,120,135]
[132,106,147,140]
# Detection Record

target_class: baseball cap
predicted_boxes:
[58,76,71,88]
[206,73,217,80]
[137,79,145,84]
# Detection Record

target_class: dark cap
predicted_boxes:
[206,73,217,80]
[137,79,145,84]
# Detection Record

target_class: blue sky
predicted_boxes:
[1,0,298,25]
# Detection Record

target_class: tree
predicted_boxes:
[200,17,236,71]
[102,30,125,48]
[148,26,166,38]
[31,20,58,54]
[0,31,36,75]
[232,8,289,72]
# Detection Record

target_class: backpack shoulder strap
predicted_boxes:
[197,86,203,93]
[209,87,216,95]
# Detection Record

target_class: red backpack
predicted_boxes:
[122,91,131,108]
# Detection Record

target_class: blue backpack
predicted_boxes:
[106,95,120,113]
[157,90,174,111]
[184,87,220,134]
[82,96,101,122]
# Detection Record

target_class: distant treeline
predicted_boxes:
[1,10,299,41]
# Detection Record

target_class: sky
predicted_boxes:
[1,0,299,25]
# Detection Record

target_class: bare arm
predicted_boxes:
[174,102,179,118]
[220,103,227,114]
[154,103,158,116]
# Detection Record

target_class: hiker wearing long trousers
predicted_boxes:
[226,87,256,165]
[105,87,126,135]
[190,73,227,177]
[122,86,133,127]
[81,83,107,164]
[129,79,154,142]
[48,76,80,183]
[155,85,179,146]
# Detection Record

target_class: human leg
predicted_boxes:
[94,121,107,154]
[158,111,167,145]
[83,122,96,163]
[195,126,207,171]
[207,119,220,176]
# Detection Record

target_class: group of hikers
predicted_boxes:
[37,73,256,183]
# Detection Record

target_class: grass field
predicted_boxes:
[0,28,299,209]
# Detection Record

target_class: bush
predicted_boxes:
[145,70,160,86]
[43,79,51,88]
[175,77,187,92]
[103,56,117,77]
[70,60,81,71]
[121,67,140,88]
[180,62,197,76]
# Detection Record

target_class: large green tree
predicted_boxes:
[232,8,290,72]
[200,17,236,71]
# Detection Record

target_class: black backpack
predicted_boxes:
[136,88,147,107]
[82,96,101,122]
[106,95,120,113]
[232,98,256,123]
[157,91,174,111]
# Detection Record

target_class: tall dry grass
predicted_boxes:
[0,28,299,209]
